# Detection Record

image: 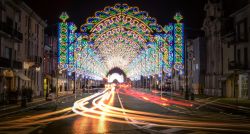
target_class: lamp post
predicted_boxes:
[74,72,76,100]
[185,40,189,100]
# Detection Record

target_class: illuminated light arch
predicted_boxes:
[58,4,185,80]
[108,73,124,83]
[79,3,164,73]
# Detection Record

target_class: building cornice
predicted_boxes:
[5,0,47,27]
[230,4,250,17]
[21,2,47,27]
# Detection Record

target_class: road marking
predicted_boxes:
[160,128,183,133]
[195,99,220,110]
[117,91,186,134]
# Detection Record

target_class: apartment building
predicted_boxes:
[0,0,46,104]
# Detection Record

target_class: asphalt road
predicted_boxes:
[0,88,250,134]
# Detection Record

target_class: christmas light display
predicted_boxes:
[58,4,185,81]
[173,13,184,71]
[58,12,69,69]
[68,22,77,72]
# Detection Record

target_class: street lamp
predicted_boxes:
[185,39,189,100]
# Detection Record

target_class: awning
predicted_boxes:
[16,72,31,81]
[3,69,14,77]
[45,74,52,80]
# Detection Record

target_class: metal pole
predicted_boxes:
[149,76,151,92]
[161,66,163,98]
[84,77,86,93]
[171,71,173,99]
[67,73,69,92]
[185,40,189,100]
[56,69,59,102]
[74,72,76,99]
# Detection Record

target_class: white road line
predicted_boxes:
[195,99,220,110]
[117,91,184,134]
[160,128,183,133]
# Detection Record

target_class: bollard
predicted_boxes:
[191,93,195,100]
[21,96,27,107]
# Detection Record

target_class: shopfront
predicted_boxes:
[238,73,248,99]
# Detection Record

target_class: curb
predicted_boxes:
[0,94,75,118]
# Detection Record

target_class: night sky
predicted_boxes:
[23,0,208,38]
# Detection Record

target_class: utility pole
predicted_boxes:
[74,72,76,100]
[185,40,189,100]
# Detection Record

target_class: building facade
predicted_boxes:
[43,35,58,98]
[222,3,250,99]
[202,0,223,96]
[0,0,46,104]
[187,37,206,95]
[202,0,250,99]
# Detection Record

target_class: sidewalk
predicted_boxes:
[163,90,250,110]
[216,98,250,109]
[0,91,75,118]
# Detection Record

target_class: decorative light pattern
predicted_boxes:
[68,22,77,72]
[163,23,174,76]
[58,13,69,69]
[79,3,162,73]
[58,5,185,81]
[173,13,184,71]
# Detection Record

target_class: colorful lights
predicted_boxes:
[59,12,69,22]
[58,4,185,81]
[68,22,77,73]
[58,14,68,69]
[173,13,184,71]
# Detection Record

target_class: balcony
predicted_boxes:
[27,56,43,65]
[0,22,23,42]
[0,57,23,69]
[228,61,249,71]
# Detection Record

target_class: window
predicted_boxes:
[6,17,13,28]
[14,50,16,60]
[28,41,31,57]
[36,24,39,38]
[14,22,17,30]
[236,18,248,41]
[28,18,31,29]
[0,37,1,56]
[237,49,241,64]
[5,47,12,59]
[18,12,21,22]
[25,15,28,27]
[244,47,248,68]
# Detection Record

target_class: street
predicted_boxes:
[0,87,249,134]
[1,0,250,134]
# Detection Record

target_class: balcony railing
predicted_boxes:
[228,61,249,71]
[27,56,42,65]
[0,57,23,69]
[0,21,23,42]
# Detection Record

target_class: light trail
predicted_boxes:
[72,87,250,132]
[0,87,249,133]
[0,91,105,130]
[117,88,193,107]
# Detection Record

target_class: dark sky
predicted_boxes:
[23,0,207,38]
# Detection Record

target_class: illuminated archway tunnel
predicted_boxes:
[58,3,185,81]
[107,67,126,83]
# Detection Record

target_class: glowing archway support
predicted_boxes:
[173,13,184,72]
